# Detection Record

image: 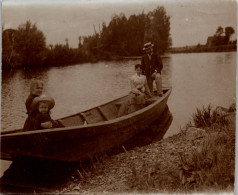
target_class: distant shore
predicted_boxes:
[169,44,236,53]
[122,55,171,60]
[2,45,236,72]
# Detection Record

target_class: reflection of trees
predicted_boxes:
[2,29,19,70]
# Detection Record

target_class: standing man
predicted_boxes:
[141,42,163,96]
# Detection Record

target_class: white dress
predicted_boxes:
[130,74,147,95]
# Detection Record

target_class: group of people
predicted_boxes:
[23,42,163,130]
[118,42,164,116]
[23,80,61,131]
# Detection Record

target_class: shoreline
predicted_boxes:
[169,44,237,53]
[56,104,235,194]
[0,104,235,194]
[2,50,236,72]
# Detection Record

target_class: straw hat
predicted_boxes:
[143,42,154,51]
[31,94,55,111]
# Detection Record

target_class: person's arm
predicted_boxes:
[25,95,35,114]
[41,121,53,129]
[41,114,53,129]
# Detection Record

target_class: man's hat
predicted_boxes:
[143,42,154,51]
[31,94,55,111]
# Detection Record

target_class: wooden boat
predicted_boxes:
[0,88,171,163]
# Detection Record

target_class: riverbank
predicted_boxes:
[169,44,236,53]
[55,103,235,194]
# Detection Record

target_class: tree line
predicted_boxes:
[206,26,235,47]
[2,6,171,71]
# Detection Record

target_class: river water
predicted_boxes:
[1,52,236,176]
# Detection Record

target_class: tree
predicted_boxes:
[106,13,128,55]
[78,6,171,57]
[14,21,46,69]
[215,26,224,36]
[225,26,235,42]
[144,6,171,53]
[125,13,146,55]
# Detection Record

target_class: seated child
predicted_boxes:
[23,79,44,130]
[31,95,59,130]
[129,64,152,104]
[118,64,152,117]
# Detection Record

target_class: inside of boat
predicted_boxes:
[57,95,130,127]
[57,89,168,128]
[0,89,169,134]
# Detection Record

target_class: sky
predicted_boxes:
[2,0,237,48]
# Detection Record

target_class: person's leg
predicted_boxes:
[117,94,135,117]
[154,73,163,96]
[147,77,153,94]
[134,93,146,105]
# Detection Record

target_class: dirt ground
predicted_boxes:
[0,109,235,194]
[56,131,203,194]
[56,113,235,194]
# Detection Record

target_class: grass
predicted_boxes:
[179,129,235,192]
[191,104,231,129]
[58,104,235,194]
[177,104,235,192]
[127,104,235,193]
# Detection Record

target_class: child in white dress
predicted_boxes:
[129,64,152,105]
[118,64,152,116]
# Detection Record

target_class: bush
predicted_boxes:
[127,104,235,193]
[191,105,230,128]
[178,104,235,192]
[179,129,235,192]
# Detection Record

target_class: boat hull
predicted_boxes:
[1,89,171,162]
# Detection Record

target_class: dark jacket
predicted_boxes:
[23,94,38,130]
[141,53,163,77]
[33,112,58,130]
[25,94,38,115]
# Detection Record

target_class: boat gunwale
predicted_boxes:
[1,88,171,137]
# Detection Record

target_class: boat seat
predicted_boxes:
[81,108,106,124]
[58,115,84,127]
[98,105,118,120]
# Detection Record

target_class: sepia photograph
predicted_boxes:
[1,0,237,194]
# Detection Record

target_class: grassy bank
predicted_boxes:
[169,44,236,53]
[55,104,235,194]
